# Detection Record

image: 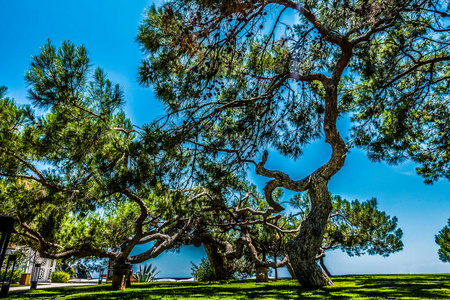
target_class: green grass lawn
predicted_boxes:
[7,274,450,299]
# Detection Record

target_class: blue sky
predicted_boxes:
[1,1,449,278]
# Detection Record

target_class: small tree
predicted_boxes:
[191,257,215,281]
[435,219,450,263]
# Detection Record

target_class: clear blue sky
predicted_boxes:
[1,0,449,278]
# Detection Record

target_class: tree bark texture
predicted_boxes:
[126,264,132,288]
[287,177,334,288]
[204,242,229,280]
[111,262,131,291]
[255,266,269,282]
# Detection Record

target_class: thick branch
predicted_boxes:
[122,189,149,255]
[0,150,77,192]
[289,71,329,84]
[243,232,289,268]
[16,216,118,261]
[128,219,191,264]
[255,150,310,212]
[46,249,118,260]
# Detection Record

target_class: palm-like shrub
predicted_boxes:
[133,264,160,282]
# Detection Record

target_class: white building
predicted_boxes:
[24,250,57,283]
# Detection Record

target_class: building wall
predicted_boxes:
[25,250,57,282]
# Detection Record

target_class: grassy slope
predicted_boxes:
[8,274,450,299]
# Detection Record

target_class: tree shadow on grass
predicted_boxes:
[9,282,303,300]
[8,275,450,299]
[271,276,449,300]
[332,274,450,299]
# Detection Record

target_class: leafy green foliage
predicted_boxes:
[191,257,215,281]
[137,1,450,184]
[0,269,22,284]
[324,196,403,256]
[51,271,71,283]
[137,2,323,170]
[288,193,403,257]
[345,5,450,183]
[435,218,450,263]
[134,2,450,218]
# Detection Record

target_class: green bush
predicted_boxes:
[0,269,22,283]
[191,257,215,281]
[190,257,248,281]
[51,271,70,283]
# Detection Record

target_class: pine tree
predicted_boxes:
[136,0,450,287]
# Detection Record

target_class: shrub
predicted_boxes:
[191,257,215,281]
[51,271,70,283]
[0,269,22,284]
[190,257,250,281]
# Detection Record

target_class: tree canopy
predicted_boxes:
[137,0,450,181]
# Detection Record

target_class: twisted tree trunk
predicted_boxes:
[287,177,334,288]
[284,78,347,288]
